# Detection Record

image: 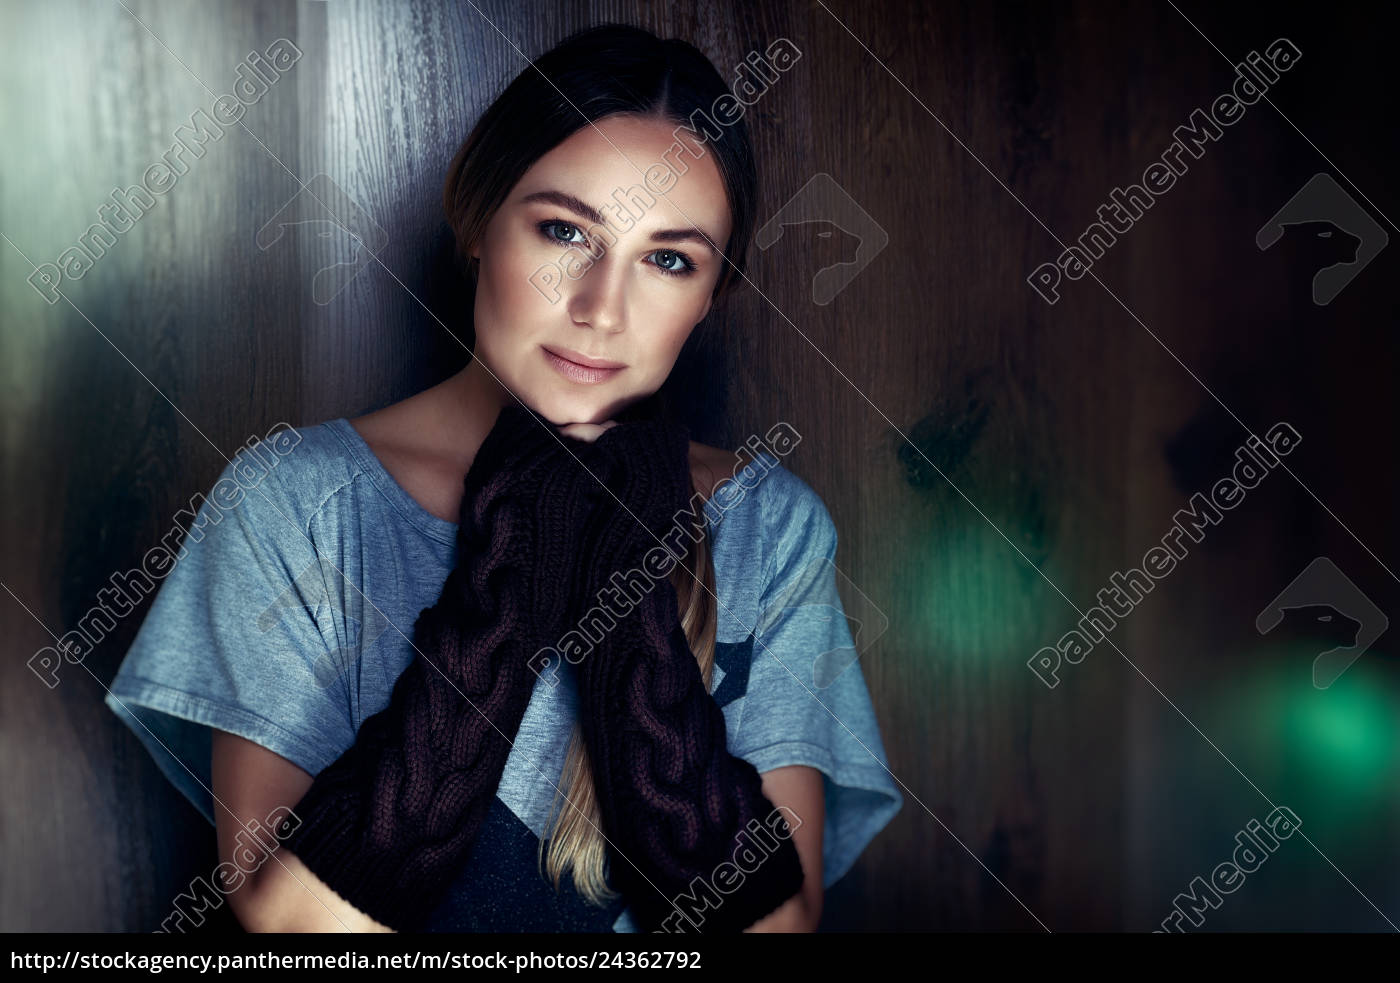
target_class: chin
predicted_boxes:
[523,387,618,427]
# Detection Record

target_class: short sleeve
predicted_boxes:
[730,471,903,890]
[103,438,355,826]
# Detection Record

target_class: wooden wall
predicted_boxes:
[1,0,1394,932]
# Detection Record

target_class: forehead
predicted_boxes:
[515,115,732,241]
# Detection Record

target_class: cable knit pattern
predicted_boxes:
[282,402,598,931]
[572,420,807,933]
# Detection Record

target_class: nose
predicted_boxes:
[566,253,626,334]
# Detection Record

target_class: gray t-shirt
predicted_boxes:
[104,417,902,932]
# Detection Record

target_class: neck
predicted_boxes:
[453,354,511,419]
[418,355,512,469]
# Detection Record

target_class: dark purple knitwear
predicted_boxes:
[571,419,806,933]
[282,402,599,931]
[283,403,801,933]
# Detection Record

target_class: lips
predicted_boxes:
[542,345,625,369]
[541,345,624,384]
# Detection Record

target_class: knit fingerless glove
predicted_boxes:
[281,402,598,930]
[570,420,807,933]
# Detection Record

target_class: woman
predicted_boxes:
[105,23,901,933]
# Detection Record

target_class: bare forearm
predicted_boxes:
[233,851,394,933]
[576,591,806,932]
[279,609,536,931]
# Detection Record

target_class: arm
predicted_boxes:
[273,604,539,931]
[211,729,391,932]
[569,420,808,933]
[692,447,826,932]
[274,403,598,931]
[744,765,825,933]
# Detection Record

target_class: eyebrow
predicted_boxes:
[519,189,719,255]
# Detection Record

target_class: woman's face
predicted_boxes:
[469,113,733,426]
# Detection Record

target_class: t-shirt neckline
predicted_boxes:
[326,415,783,550]
[326,416,461,546]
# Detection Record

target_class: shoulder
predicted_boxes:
[687,440,756,503]
[689,439,838,564]
[755,460,840,582]
[209,418,366,532]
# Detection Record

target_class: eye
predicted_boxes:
[650,248,698,278]
[539,219,697,278]
[539,220,588,247]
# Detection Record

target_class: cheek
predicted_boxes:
[638,319,698,380]
[479,239,555,324]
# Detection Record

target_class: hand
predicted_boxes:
[431,403,605,662]
[554,419,619,443]
[458,403,594,518]
[564,417,808,933]
[574,418,696,600]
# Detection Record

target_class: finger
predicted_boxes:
[555,421,613,443]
